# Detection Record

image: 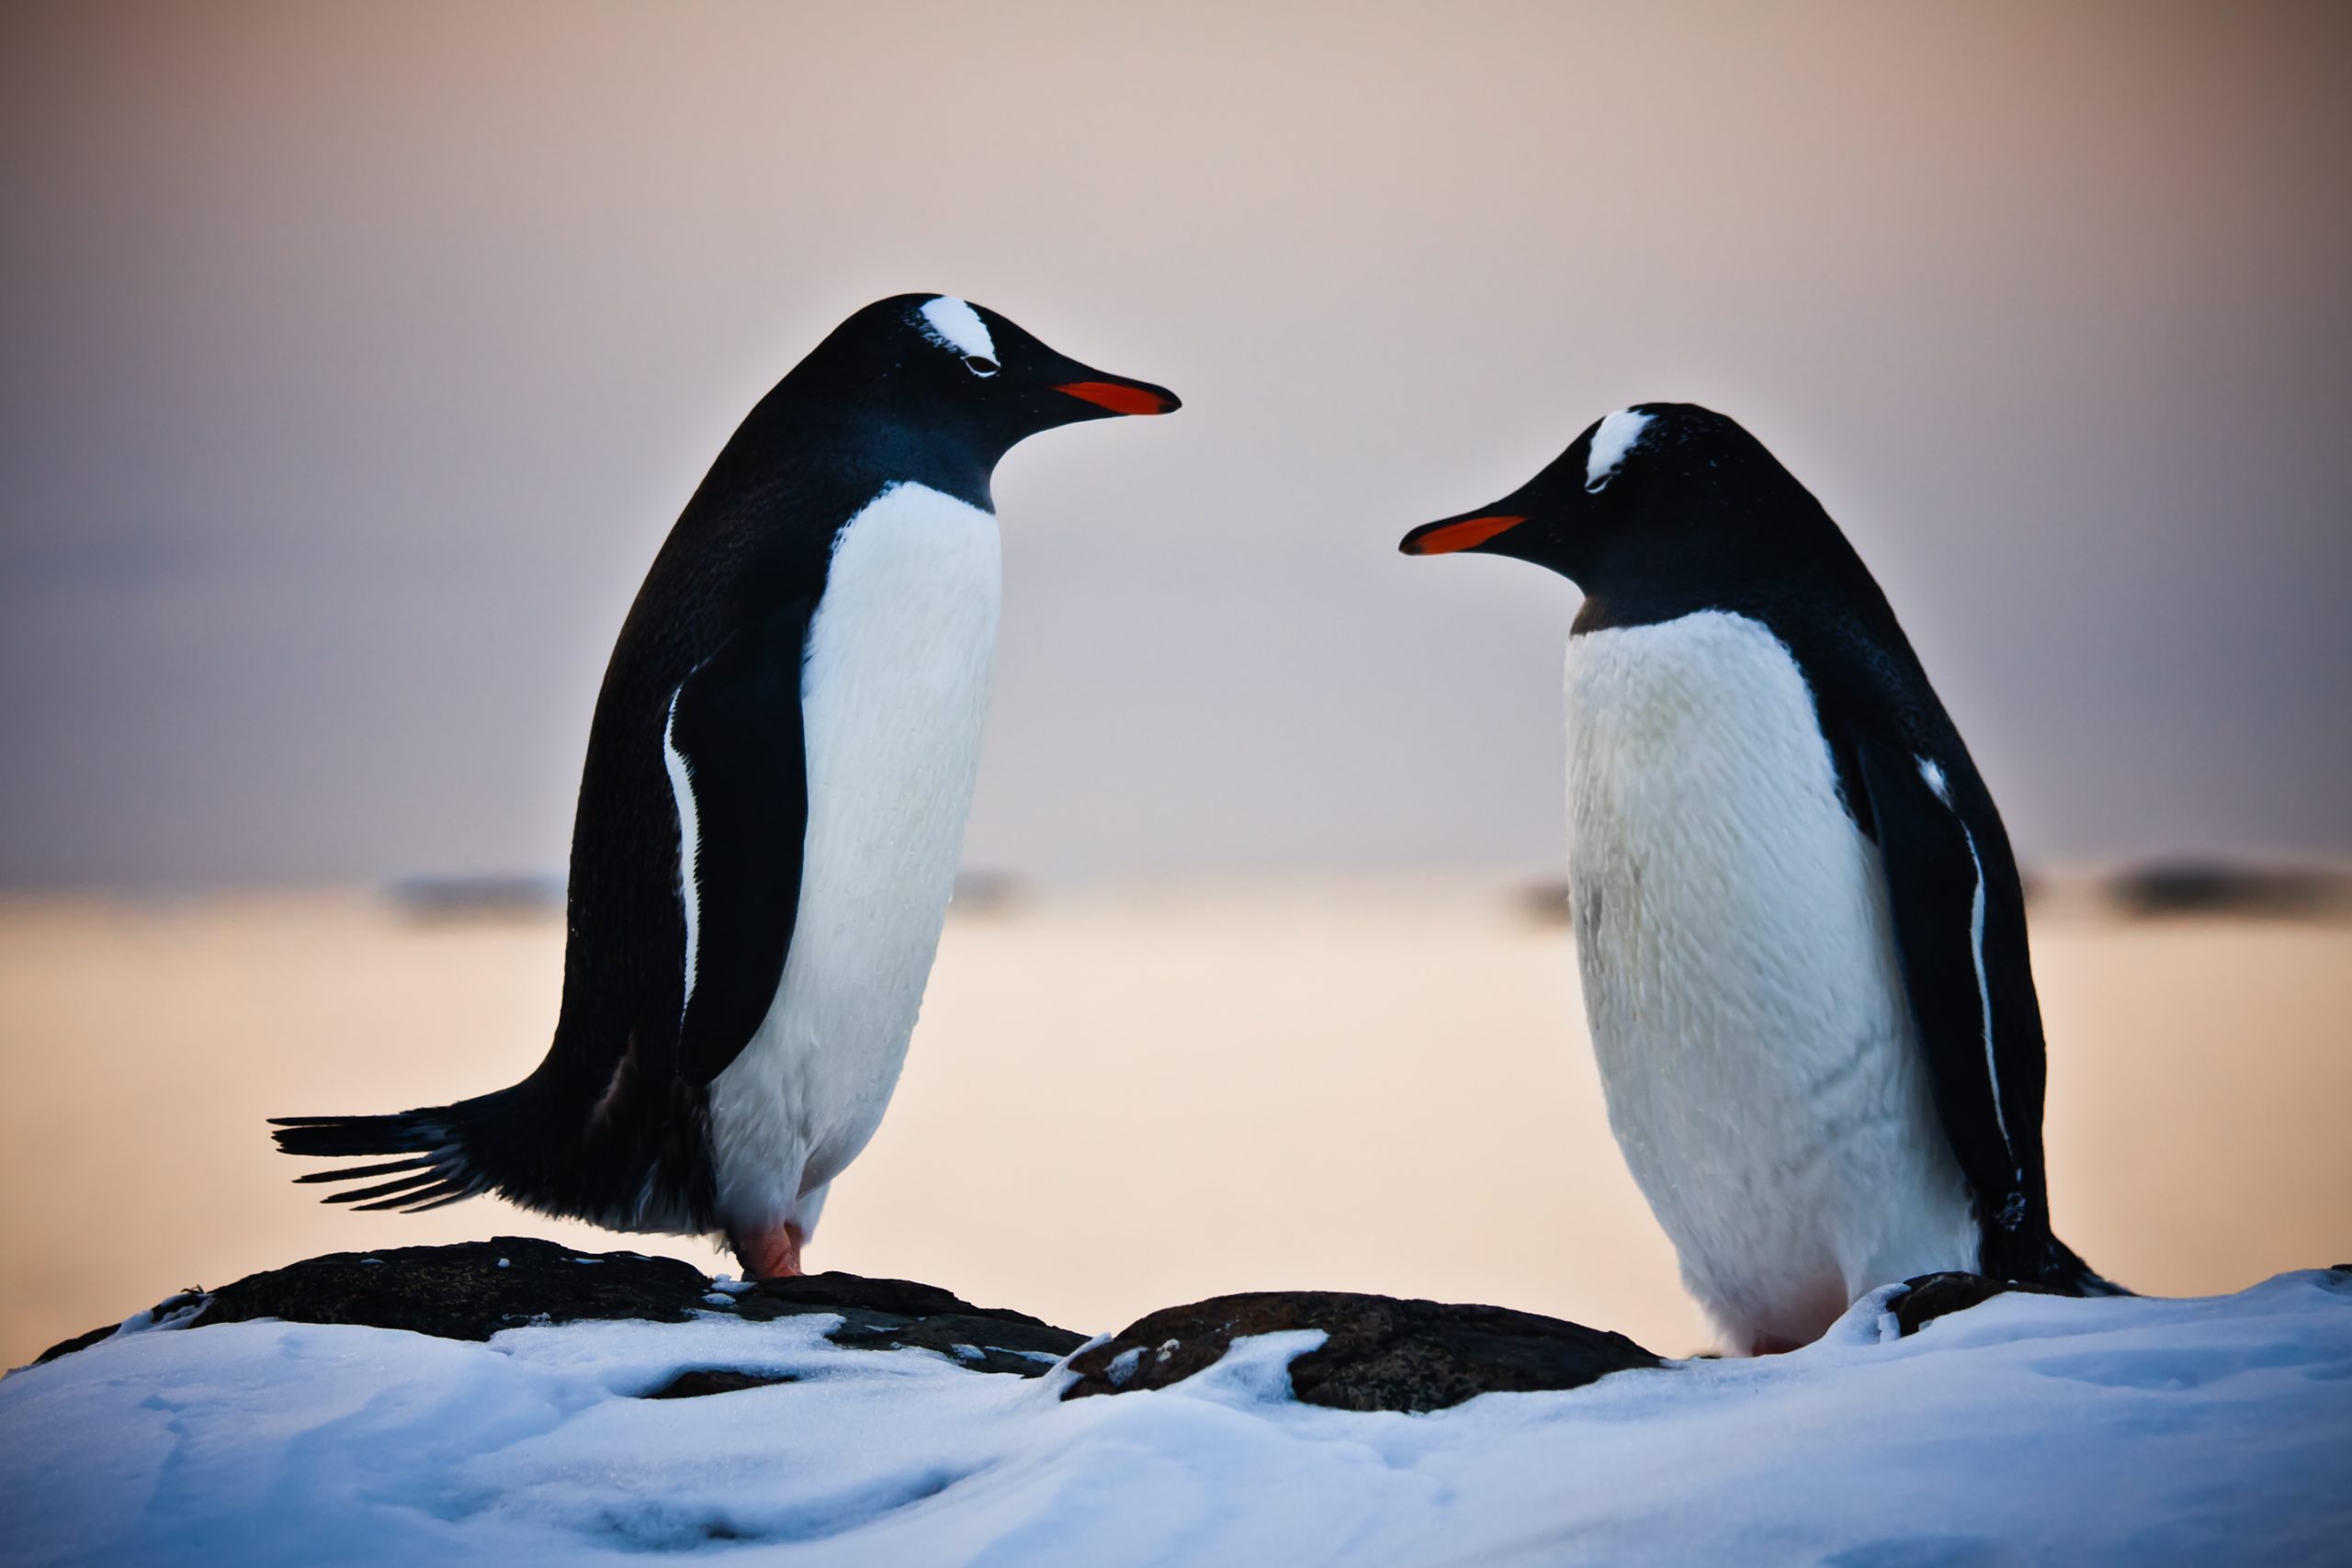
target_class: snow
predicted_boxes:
[4,1272,2347,1564]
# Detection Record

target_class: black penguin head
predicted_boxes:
[798,294,1179,461]
[1397,403,1838,597]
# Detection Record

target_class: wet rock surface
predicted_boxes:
[43,1244,2154,1401]
[641,1368,800,1399]
[34,1236,1088,1377]
[1064,1290,1666,1412]
[724,1271,1088,1376]
[1892,1271,2064,1336]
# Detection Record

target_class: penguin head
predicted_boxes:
[803,294,1179,460]
[1397,403,1833,594]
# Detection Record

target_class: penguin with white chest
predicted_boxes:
[1401,403,2116,1352]
[276,296,1178,1278]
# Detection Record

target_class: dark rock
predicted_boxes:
[729,1273,1088,1374]
[33,1290,213,1365]
[641,1368,798,1399]
[735,1272,992,1319]
[31,1238,1085,1377]
[198,1238,710,1340]
[1893,1271,2063,1337]
[385,875,565,922]
[31,1323,123,1366]
[1063,1291,1665,1413]
[2107,862,2348,920]
[1518,878,1576,926]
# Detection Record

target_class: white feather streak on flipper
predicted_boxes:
[705,480,1001,1249]
[917,297,995,360]
[1916,754,2020,1180]
[662,687,702,1010]
[1585,409,1654,491]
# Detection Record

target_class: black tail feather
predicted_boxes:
[293,1156,435,1186]
[352,1183,462,1213]
[269,1104,491,1216]
[271,1081,708,1231]
[323,1171,447,1206]
[270,1111,447,1157]
[2047,1236,2132,1298]
[394,1187,474,1214]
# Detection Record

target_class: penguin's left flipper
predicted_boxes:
[1855,737,2051,1280]
[665,596,814,1088]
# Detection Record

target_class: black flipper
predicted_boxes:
[1855,736,2084,1287]
[272,596,812,1220]
[663,596,813,1088]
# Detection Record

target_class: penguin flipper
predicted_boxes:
[1854,737,2052,1282]
[664,596,814,1088]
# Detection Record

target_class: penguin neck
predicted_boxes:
[1563,501,1856,637]
[739,378,1003,515]
[842,416,998,513]
[1554,531,1746,635]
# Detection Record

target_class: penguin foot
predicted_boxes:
[729,1222,807,1280]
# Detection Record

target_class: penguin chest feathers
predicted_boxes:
[1562,608,1975,1348]
[704,479,1001,1233]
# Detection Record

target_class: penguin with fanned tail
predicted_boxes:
[275,296,1178,1278]
[1400,402,2120,1353]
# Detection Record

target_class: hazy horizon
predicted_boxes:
[6,879,2346,1371]
[5,1,2348,889]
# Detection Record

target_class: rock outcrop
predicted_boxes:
[36,1244,2122,1409]
[1065,1290,1666,1411]
[1889,1271,2064,1337]
[34,1236,1087,1379]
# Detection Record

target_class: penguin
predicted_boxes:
[1399,403,2117,1353]
[275,295,1178,1278]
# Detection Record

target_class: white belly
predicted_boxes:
[706,480,1001,1239]
[1564,609,1976,1351]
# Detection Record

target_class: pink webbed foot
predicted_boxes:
[729,1220,807,1280]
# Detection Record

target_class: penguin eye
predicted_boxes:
[962,355,1001,378]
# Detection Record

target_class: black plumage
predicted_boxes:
[1402,403,2113,1295]
[275,297,1176,1262]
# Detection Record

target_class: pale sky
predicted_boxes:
[4,0,2347,886]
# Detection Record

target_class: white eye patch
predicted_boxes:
[918,297,996,361]
[1585,408,1654,491]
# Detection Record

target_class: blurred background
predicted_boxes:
[2,1,2346,1367]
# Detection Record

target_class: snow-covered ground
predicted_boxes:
[4,1271,2348,1565]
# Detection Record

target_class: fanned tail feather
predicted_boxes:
[273,1080,711,1234]
[269,1107,490,1215]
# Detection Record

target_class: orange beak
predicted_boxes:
[1398,514,1527,556]
[1055,380,1179,416]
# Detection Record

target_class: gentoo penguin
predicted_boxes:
[276,295,1177,1278]
[1399,403,2116,1352]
